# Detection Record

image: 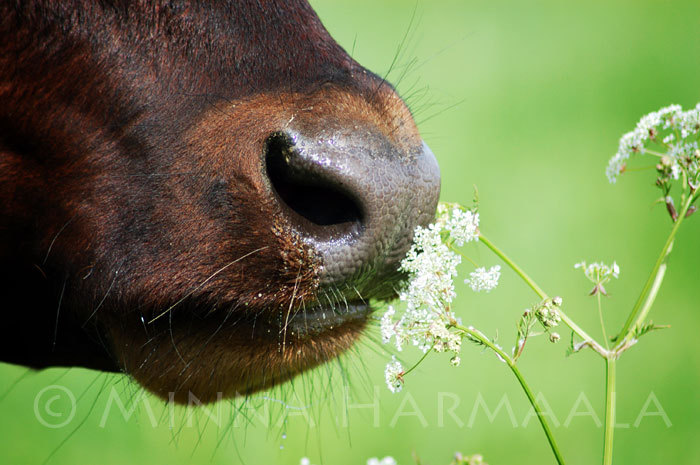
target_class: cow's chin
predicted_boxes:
[109,301,371,404]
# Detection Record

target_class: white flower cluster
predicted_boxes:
[533,297,562,328]
[381,222,462,357]
[441,206,480,246]
[606,103,700,183]
[367,457,397,465]
[574,261,620,282]
[380,205,500,392]
[384,356,404,394]
[453,452,488,465]
[575,261,620,296]
[301,456,397,465]
[465,265,501,292]
[398,224,461,329]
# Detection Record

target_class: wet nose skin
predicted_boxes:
[264,125,441,289]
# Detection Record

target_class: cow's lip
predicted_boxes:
[279,300,371,338]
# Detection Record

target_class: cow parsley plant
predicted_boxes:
[376,103,700,465]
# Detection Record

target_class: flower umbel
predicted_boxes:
[533,297,562,328]
[380,203,503,393]
[384,357,404,393]
[575,261,620,296]
[606,104,700,183]
[443,206,480,246]
[606,103,700,222]
[367,457,397,465]
[452,453,488,465]
[465,265,501,292]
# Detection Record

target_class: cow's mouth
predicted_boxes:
[113,293,375,403]
[280,299,372,338]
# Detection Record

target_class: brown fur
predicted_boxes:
[0,0,431,403]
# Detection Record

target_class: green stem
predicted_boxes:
[614,263,667,354]
[478,235,547,297]
[597,292,609,350]
[479,235,607,357]
[510,360,566,465]
[630,264,667,336]
[402,346,434,377]
[448,243,479,267]
[642,149,667,157]
[456,324,567,465]
[603,358,616,465]
[615,195,692,341]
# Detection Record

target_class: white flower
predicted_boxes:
[606,152,626,183]
[380,306,410,352]
[679,103,700,138]
[428,320,461,353]
[386,219,466,355]
[367,457,397,465]
[465,265,501,292]
[300,458,311,465]
[385,357,404,393]
[380,203,493,390]
[380,306,396,344]
[658,104,682,129]
[637,111,662,135]
[400,224,460,312]
[574,261,619,281]
[671,163,682,180]
[445,207,479,246]
[574,260,620,295]
[606,103,700,183]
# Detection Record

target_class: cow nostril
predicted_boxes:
[264,134,363,232]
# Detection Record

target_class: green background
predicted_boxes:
[2,1,699,464]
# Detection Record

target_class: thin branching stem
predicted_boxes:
[479,234,608,357]
[402,346,434,378]
[603,191,695,465]
[597,293,609,351]
[615,194,693,343]
[455,324,567,465]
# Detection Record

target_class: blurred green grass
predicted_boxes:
[2,0,700,463]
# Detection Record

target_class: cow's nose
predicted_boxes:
[263,127,440,286]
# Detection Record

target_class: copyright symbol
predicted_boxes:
[33,385,76,428]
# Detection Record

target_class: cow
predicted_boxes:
[0,0,440,403]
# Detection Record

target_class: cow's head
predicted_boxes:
[0,0,439,402]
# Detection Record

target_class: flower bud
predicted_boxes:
[552,296,563,307]
[665,196,678,221]
[549,332,561,343]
